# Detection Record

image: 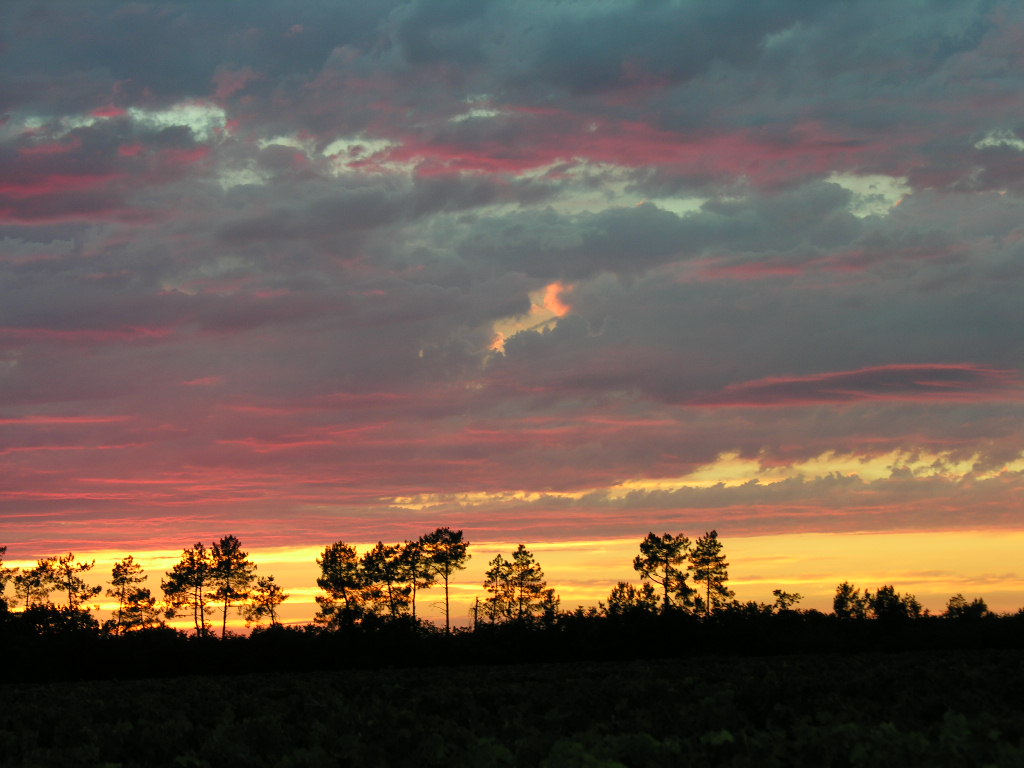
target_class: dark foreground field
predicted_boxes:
[2,649,1023,768]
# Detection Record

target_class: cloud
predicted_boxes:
[1,0,1023,571]
[696,364,1022,406]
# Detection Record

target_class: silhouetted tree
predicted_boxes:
[244,575,288,628]
[540,588,560,628]
[210,535,257,638]
[482,553,512,623]
[945,593,989,620]
[868,584,922,621]
[633,532,693,613]
[771,589,803,612]
[400,539,435,623]
[316,541,365,629]
[421,527,470,632]
[0,546,14,612]
[20,603,100,635]
[833,581,868,619]
[120,587,163,631]
[162,543,213,636]
[690,530,734,617]
[107,555,148,634]
[13,557,57,608]
[483,545,552,625]
[362,541,410,619]
[605,581,659,617]
[50,552,101,611]
[510,545,549,623]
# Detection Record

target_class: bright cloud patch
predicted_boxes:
[611,449,1024,496]
[127,102,227,143]
[490,281,573,353]
[323,134,404,175]
[974,129,1024,152]
[828,173,911,217]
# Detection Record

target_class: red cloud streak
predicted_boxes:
[695,364,1022,407]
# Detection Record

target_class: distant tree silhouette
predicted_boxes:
[604,581,659,617]
[483,545,553,624]
[867,584,922,620]
[50,553,102,611]
[690,530,734,617]
[0,546,13,612]
[162,543,213,636]
[13,557,58,608]
[832,581,869,619]
[362,541,411,619]
[399,539,435,623]
[771,589,803,612]
[121,587,163,631]
[316,541,365,629]
[107,555,148,634]
[945,593,989,620]
[19,603,100,635]
[633,532,694,613]
[244,575,288,628]
[420,527,470,632]
[539,588,560,628]
[210,535,257,638]
[482,554,512,622]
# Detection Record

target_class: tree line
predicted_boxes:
[0,529,1002,640]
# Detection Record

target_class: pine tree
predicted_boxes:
[121,587,163,630]
[0,546,14,612]
[482,553,512,623]
[482,545,553,625]
[107,555,148,634]
[13,557,57,609]
[315,541,365,628]
[210,535,257,638]
[689,530,733,617]
[509,544,547,623]
[605,581,659,617]
[244,575,289,628]
[51,552,102,612]
[420,527,470,632]
[361,541,410,619]
[162,543,213,636]
[632,532,693,613]
[399,539,435,623]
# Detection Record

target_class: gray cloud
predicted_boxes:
[1,0,1022,556]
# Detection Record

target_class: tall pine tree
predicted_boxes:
[632,532,693,613]
[689,530,733,617]
[162,543,212,636]
[210,535,257,638]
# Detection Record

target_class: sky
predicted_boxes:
[2,0,1023,626]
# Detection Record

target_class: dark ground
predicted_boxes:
[2,649,1023,767]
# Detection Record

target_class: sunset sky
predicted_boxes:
[2,1,1023,626]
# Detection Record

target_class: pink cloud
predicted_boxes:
[212,66,259,100]
[19,137,83,156]
[182,376,225,387]
[0,415,129,425]
[91,105,127,118]
[385,111,886,185]
[0,172,122,198]
[695,364,1023,407]
[0,325,177,344]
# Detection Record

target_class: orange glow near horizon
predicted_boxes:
[6,530,1023,632]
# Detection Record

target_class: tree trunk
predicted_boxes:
[444,573,450,633]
